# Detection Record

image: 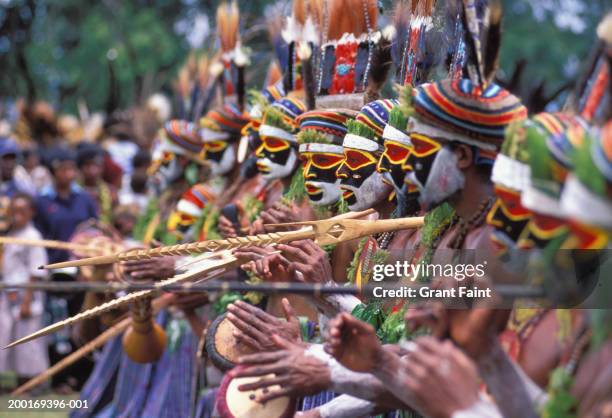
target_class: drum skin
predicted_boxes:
[216,366,295,418]
[205,313,255,371]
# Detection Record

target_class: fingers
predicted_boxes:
[233,362,285,377]
[237,350,285,365]
[257,387,292,404]
[237,375,290,392]
[227,312,268,342]
[229,300,276,324]
[281,298,297,323]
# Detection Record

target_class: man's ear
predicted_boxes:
[453,144,474,170]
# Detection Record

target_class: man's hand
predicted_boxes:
[259,203,299,229]
[234,335,331,403]
[227,298,302,352]
[324,312,384,373]
[233,247,292,282]
[121,256,176,281]
[572,339,612,418]
[277,240,333,284]
[218,215,238,238]
[400,337,481,418]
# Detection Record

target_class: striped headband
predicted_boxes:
[413,79,527,149]
[163,120,203,154]
[200,104,250,141]
[533,113,588,170]
[177,184,215,217]
[297,109,357,146]
[355,99,398,141]
[259,97,307,144]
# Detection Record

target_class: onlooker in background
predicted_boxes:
[0,137,28,197]
[118,150,151,213]
[76,143,118,224]
[0,193,49,386]
[35,147,98,264]
[13,146,53,195]
[34,146,98,392]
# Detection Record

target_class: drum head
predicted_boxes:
[205,313,255,371]
[217,367,295,418]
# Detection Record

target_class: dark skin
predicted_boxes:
[1,154,16,181]
[572,339,612,418]
[226,298,302,352]
[324,313,481,418]
[52,160,78,198]
[234,334,332,404]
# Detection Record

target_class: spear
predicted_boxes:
[4,252,239,349]
[10,295,174,396]
[41,214,424,270]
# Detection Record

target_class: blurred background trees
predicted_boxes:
[0,0,608,114]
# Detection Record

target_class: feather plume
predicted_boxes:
[293,0,306,25]
[328,0,378,41]
[391,1,412,71]
[482,0,502,85]
[460,0,484,86]
[308,0,324,33]
[197,55,211,90]
[365,37,392,103]
[217,1,240,53]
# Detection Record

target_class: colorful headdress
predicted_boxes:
[566,12,612,125]
[297,109,357,155]
[162,120,204,155]
[521,113,588,216]
[213,1,249,110]
[343,99,397,153]
[388,0,447,87]
[315,0,391,110]
[259,97,307,144]
[561,122,612,229]
[176,184,216,218]
[411,79,527,153]
[491,117,533,192]
[172,52,217,121]
[199,103,250,142]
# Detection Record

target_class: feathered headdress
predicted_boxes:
[565,12,612,125]
[172,51,218,122]
[316,0,388,110]
[460,0,502,90]
[213,1,249,111]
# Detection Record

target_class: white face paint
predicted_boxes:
[407,146,465,210]
[341,171,392,212]
[305,179,342,206]
[208,145,235,177]
[257,148,298,181]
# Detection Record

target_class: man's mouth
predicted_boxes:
[305,183,322,195]
[256,162,270,173]
[341,188,354,200]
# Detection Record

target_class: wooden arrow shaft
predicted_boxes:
[0,236,101,254]
[11,296,172,396]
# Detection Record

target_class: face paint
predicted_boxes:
[256,136,297,181]
[337,148,391,211]
[517,214,569,250]
[407,145,464,210]
[300,151,343,206]
[378,140,412,190]
[404,133,442,191]
[487,185,532,255]
[204,141,235,176]
[565,221,610,250]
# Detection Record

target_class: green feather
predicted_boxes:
[346,119,379,141]
[281,169,307,204]
[397,84,415,120]
[263,106,295,133]
[297,129,332,145]
[133,198,159,242]
[388,106,408,132]
[572,134,606,196]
